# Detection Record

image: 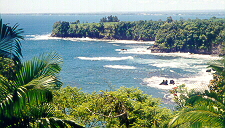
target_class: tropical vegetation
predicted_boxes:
[51,16,225,54]
[168,56,225,127]
[2,15,225,127]
[0,19,83,127]
[100,15,120,22]
[53,86,172,127]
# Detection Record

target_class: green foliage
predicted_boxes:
[52,17,225,54]
[0,57,17,79]
[0,19,23,65]
[155,18,225,54]
[100,15,120,22]
[0,19,83,127]
[169,84,204,109]
[0,52,63,127]
[71,20,80,24]
[53,86,173,127]
[52,21,70,37]
[169,56,225,127]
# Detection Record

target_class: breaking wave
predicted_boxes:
[143,69,212,91]
[25,34,61,40]
[77,56,134,61]
[104,65,136,69]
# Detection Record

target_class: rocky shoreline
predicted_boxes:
[149,44,224,55]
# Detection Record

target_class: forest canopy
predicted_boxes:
[51,16,225,55]
[100,15,120,22]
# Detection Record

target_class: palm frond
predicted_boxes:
[0,74,60,120]
[186,95,225,112]
[15,52,63,88]
[32,117,84,128]
[0,19,23,64]
[169,109,223,127]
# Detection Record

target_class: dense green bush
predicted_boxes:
[53,86,173,127]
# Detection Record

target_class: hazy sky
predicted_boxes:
[1,0,225,13]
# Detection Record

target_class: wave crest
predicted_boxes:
[143,69,212,91]
[25,34,61,40]
[77,56,134,61]
[104,65,136,69]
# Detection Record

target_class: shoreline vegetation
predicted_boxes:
[51,16,225,55]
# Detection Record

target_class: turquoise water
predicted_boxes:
[1,14,221,104]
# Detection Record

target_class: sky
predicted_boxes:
[1,0,225,13]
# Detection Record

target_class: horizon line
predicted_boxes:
[1,9,225,15]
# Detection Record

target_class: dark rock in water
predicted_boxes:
[159,80,168,85]
[206,69,212,72]
[121,49,127,51]
[169,80,175,85]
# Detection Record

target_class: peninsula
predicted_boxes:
[51,16,225,55]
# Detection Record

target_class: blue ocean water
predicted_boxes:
[1,14,221,104]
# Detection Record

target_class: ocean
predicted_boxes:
[1,13,223,106]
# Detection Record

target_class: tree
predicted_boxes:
[52,17,225,54]
[169,56,225,127]
[166,16,173,23]
[100,15,120,22]
[0,52,84,127]
[51,21,70,37]
[71,20,80,24]
[0,19,83,127]
[0,19,23,66]
[53,87,173,127]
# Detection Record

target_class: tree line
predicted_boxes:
[100,15,120,22]
[51,16,225,54]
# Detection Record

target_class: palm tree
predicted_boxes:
[169,94,225,127]
[169,56,225,128]
[0,19,83,127]
[0,19,23,65]
[0,19,24,80]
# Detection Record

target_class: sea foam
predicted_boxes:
[104,65,136,69]
[119,46,221,60]
[77,56,134,61]
[143,69,212,91]
[25,34,61,40]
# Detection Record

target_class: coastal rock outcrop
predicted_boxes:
[159,80,168,85]
[159,80,175,85]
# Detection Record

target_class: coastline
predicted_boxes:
[56,37,220,59]
[34,34,219,92]
[32,34,155,44]
[61,37,155,44]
